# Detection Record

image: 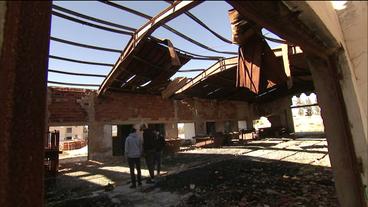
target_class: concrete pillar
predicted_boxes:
[284,108,295,133]
[193,99,206,136]
[0,2,52,207]
[307,55,365,206]
[88,123,113,161]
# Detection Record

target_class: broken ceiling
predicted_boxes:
[96,2,315,103]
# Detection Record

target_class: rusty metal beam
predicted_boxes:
[227,1,329,58]
[49,55,114,67]
[50,36,122,53]
[0,2,52,206]
[52,10,132,35]
[48,69,106,78]
[48,81,100,87]
[52,4,136,31]
[98,1,202,96]
[99,1,227,58]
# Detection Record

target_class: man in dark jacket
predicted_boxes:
[154,131,165,176]
[143,127,156,183]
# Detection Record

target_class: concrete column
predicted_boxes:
[284,108,295,133]
[307,55,365,206]
[88,123,113,161]
[193,99,206,136]
[0,2,52,207]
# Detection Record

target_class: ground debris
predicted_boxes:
[159,157,338,207]
[46,139,336,207]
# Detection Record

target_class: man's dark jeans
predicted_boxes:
[128,157,141,186]
[145,150,155,179]
[154,151,162,175]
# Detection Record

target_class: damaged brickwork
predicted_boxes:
[47,87,252,126]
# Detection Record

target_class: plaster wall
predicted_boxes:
[305,1,368,187]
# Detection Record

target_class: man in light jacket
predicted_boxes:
[124,127,143,188]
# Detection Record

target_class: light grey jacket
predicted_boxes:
[124,132,142,158]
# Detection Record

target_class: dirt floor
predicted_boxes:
[45,138,338,207]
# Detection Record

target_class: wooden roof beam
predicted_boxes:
[98,1,202,96]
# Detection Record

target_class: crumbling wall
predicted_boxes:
[95,91,175,123]
[47,87,252,158]
[48,87,93,125]
[253,96,294,133]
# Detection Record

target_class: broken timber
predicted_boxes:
[98,1,202,96]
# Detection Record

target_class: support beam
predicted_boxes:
[227,1,330,58]
[306,54,365,206]
[88,123,113,161]
[0,2,52,206]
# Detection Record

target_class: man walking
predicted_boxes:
[124,127,142,188]
[143,125,156,183]
[154,130,165,176]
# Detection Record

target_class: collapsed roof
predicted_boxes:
[100,37,191,95]
[172,47,314,103]
[95,1,315,102]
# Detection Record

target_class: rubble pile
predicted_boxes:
[159,157,338,207]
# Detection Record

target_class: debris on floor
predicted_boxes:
[45,139,337,207]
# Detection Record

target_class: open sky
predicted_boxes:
[48,1,281,89]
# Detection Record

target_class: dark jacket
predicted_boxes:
[154,133,165,152]
[143,128,156,151]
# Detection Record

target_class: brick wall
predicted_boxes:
[48,87,250,125]
[47,87,93,124]
[95,92,174,122]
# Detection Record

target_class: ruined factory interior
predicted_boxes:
[0,1,367,207]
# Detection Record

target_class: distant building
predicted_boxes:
[49,126,88,141]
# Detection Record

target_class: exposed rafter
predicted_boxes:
[52,4,136,31]
[48,69,106,78]
[49,55,114,67]
[98,1,236,55]
[98,1,202,96]
[52,11,132,35]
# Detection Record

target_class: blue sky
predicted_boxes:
[48,1,281,89]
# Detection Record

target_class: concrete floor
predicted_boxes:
[45,138,333,207]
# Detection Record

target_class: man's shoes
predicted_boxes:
[129,185,136,189]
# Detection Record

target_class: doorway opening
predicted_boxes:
[49,125,88,163]
[291,93,325,135]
